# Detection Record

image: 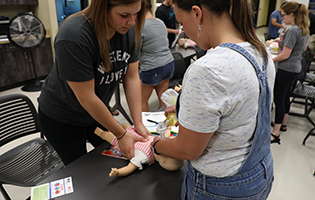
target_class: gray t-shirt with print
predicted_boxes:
[278,25,309,73]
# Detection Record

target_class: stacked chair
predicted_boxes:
[0,94,64,200]
[289,47,315,144]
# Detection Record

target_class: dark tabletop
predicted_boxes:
[171,45,196,60]
[39,142,186,200]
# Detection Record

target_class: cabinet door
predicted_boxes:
[0,44,33,88]
[10,0,38,4]
[32,38,53,78]
[0,38,53,90]
[0,0,12,5]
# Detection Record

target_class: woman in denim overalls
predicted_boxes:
[151,0,276,199]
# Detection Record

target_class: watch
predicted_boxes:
[152,139,161,155]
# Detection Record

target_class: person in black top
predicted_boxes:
[38,0,151,165]
[308,11,315,57]
[309,11,315,35]
[155,0,179,47]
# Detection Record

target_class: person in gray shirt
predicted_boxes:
[139,0,174,111]
[272,1,310,144]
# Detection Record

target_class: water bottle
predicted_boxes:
[156,113,177,138]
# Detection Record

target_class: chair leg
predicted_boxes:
[303,127,315,145]
[0,183,11,200]
[111,85,133,125]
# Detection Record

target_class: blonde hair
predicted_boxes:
[62,0,147,71]
[281,1,310,36]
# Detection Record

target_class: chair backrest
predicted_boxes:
[171,52,186,79]
[264,33,272,42]
[193,45,206,59]
[169,52,186,88]
[0,94,42,147]
[304,46,312,71]
[297,56,308,81]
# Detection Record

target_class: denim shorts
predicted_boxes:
[139,61,175,86]
[182,153,274,200]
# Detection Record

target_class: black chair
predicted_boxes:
[263,33,272,42]
[302,47,315,85]
[169,52,186,89]
[289,50,315,144]
[193,45,207,60]
[0,94,64,200]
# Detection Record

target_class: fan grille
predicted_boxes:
[8,14,46,48]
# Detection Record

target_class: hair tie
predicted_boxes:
[117,129,127,140]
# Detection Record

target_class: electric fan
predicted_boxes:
[7,13,46,92]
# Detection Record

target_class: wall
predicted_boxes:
[288,0,309,6]
[256,0,269,27]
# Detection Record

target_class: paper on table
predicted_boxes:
[142,111,178,133]
[31,177,74,200]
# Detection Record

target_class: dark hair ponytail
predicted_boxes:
[230,0,267,60]
[173,0,268,60]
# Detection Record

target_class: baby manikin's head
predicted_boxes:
[154,154,184,171]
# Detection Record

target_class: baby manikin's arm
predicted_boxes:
[109,162,138,177]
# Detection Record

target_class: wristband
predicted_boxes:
[117,130,127,140]
[152,139,161,155]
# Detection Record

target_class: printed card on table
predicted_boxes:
[31,177,74,200]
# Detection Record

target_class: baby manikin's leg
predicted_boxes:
[94,127,115,144]
[94,124,131,144]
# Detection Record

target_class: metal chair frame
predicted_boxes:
[289,48,315,144]
[0,94,64,200]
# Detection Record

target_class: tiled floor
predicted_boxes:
[1,27,315,200]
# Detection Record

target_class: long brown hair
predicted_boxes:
[281,1,310,36]
[172,0,268,60]
[62,0,147,71]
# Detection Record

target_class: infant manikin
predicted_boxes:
[95,124,184,177]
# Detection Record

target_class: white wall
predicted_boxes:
[288,0,309,7]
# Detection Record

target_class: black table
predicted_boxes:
[39,142,186,200]
[171,45,196,68]
[171,45,196,60]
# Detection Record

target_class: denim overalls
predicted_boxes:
[177,43,274,200]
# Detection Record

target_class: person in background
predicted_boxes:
[271,2,310,144]
[155,0,179,47]
[38,0,151,165]
[307,11,315,57]
[151,0,275,199]
[267,2,287,39]
[140,0,174,111]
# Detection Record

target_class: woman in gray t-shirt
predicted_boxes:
[272,2,310,144]
[139,0,174,111]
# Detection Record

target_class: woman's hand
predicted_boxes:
[134,122,151,139]
[118,131,147,160]
[164,105,176,117]
[164,105,178,126]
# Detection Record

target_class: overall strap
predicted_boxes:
[219,43,267,75]
[219,43,272,175]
